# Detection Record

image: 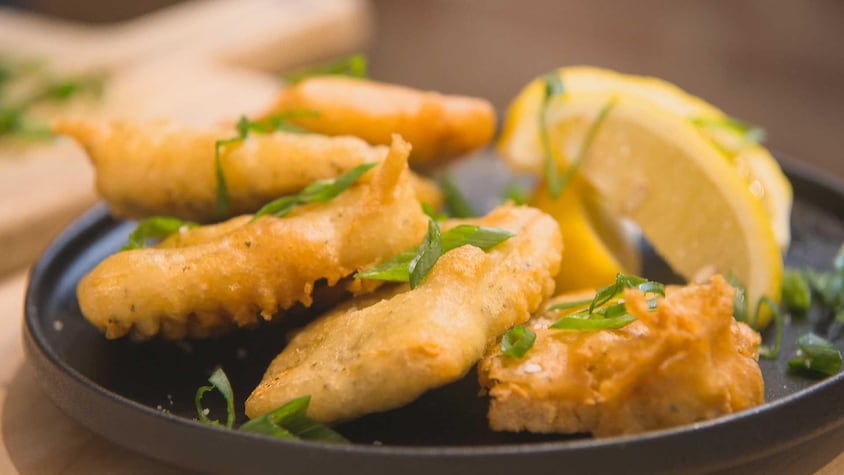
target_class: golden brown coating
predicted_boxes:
[478,275,764,437]
[53,118,441,221]
[76,136,428,340]
[245,204,562,423]
[261,76,496,167]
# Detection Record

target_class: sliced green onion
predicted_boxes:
[551,314,636,331]
[356,225,514,282]
[215,111,319,215]
[439,175,476,218]
[547,298,593,312]
[421,202,447,221]
[123,216,197,250]
[726,273,749,325]
[408,220,443,289]
[757,296,783,359]
[555,97,617,196]
[240,395,348,443]
[252,162,377,221]
[501,325,536,358]
[788,333,843,378]
[501,182,529,205]
[195,367,235,428]
[283,54,368,84]
[540,74,565,198]
[782,269,811,314]
[690,116,766,146]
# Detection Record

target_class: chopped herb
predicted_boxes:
[726,273,750,324]
[788,333,842,378]
[548,273,663,331]
[284,54,368,84]
[757,296,783,359]
[421,202,447,221]
[122,216,197,250]
[408,220,443,289]
[251,162,377,221]
[782,269,811,314]
[195,367,235,428]
[501,182,529,205]
[501,325,536,358]
[215,111,318,214]
[540,74,565,198]
[240,395,348,443]
[356,225,515,282]
[554,97,617,197]
[690,116,767,147]
[439,175,476,218]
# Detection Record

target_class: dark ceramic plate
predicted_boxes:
[24,156,844,474]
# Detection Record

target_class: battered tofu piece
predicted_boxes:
[245,204,562,423]
[77,136,428,340]
[478,275,764,437]
[261,76,496,167]
[53,118,441,221]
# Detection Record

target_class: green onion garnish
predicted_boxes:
[501,182,529,205]
[122,216,197,250]
[756,296,783,359]
[356,224,514,283]
[548,273,663,331]
[540,74,565,198]
[251,162,377,221]
[408,219,443,289]
[283,54,368,85]
[726,273,750,325]
[239,395,348,443]
[421,202,447,221]
[787,333,843,378]
[501,325,536,358]
[215,111,318,215]
[439,175,476,218]
[782,269,812,314]
[690,116,766,146]
[554,97,617,197]
[195,367,235,428]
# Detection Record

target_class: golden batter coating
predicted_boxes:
[53,118,441,221]
[261,76,496,168]
[478,275,764,437]
[245,204,562,423]
[76,136,428,340]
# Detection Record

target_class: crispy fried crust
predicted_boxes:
[76,136,428,340]
[478,275,764,437]
[262,76,496,167]
[53,118,441,221]
[245,204,562,423]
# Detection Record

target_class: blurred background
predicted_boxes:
[5,0,843,178]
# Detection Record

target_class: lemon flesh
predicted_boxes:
[544,93,782,326]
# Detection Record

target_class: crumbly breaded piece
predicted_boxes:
[245,204,562,423]
[261,76,496,168]
[478,275,764,437]
[76,136,428,340]
[53,118,441,221]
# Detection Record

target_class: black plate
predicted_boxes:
[24,157,844,474]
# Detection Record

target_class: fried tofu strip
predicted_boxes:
[478,275,764,437]
[261,76,496,167]
[76,136,428,340]
[245,204,562,423]
[53,118,441,221]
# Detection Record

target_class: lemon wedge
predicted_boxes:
[530,177,640,292]
[499,66,792,251]
[536,93,782,326]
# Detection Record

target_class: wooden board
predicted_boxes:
[0,0,372,276]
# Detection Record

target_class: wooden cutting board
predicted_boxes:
[0,0,372,276]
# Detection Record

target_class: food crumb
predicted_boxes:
[202,408,210,416]
[53,320,64,332]
[167,394,174,406]
[237,347,248,360]
[522,362,542,374]
[373,440,383,446]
